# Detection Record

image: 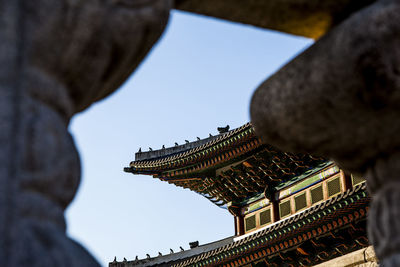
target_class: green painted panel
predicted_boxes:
[242,198,270,215]
[275,161,333,190]
[291,175,322,193]
[279,165,339,199]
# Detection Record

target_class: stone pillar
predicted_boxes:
[313,246,378,267]
[250,0,400,265]
[366,153,400,266]
[0,0,171,265]
[175,0,375,38]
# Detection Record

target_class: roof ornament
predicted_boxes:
[180,246,185,251]
[135,256,139,261]
[175,142,179,146]
[217,125,230,134]
[113,256,117,262]
[209,133,212,137]
[197,137,201,141]
[138,147,142,153]
[158,252,162,256]
[146,254,151,259]
[185,140,189,144]
[162,145,165,149]
[189,241,199,249]
[170,248,174,254]
[149,147,153,151]
[123,257,127,262]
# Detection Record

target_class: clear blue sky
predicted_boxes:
[66,10,312,266]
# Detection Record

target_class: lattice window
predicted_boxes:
[295,192,307,212]
[279,199,291,218]
[311,185,324,204]
[245,215,256,232]
[327,177,341,197]
[351,174,365,186]
[260,209,271,226]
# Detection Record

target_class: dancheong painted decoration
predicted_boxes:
[112,123,375,267]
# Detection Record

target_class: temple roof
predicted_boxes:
[124,123,327,207]
[110,183,370,267]
[110,237,234,267]
[174,183,369,267]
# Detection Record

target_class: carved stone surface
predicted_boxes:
[366,152,400,266]
[313,246,377,267]
[250,0,400,265]
[175,0,375,38]
[0,0,171,265]
[251,0,400,173]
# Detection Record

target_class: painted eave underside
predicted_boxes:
[124,123,327,206]
[111,183,370,267]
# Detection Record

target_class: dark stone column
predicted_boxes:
[250,0,400,264]
[0,0,171,265]
[366,152,400,266]
[175,0,375,38]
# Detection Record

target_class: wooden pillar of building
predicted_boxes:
[235,216,245,236]
[272,198,280,222]
[341,170,353,191]
[228,204,245,236]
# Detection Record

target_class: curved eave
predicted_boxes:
[174,183,370,267]
[124,122,327,206]
[110,184,370,267]
[124,167,160,176]
[129,123,254,172]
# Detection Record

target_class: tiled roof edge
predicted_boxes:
[128,123,252,167]
[174,183,369,266]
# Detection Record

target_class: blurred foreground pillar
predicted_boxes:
[0,0,171,266]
